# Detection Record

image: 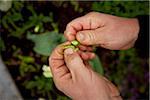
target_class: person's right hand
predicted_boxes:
[49,42,122,100]
[64,12,139,50]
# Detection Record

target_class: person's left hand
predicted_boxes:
[49,42,122,100]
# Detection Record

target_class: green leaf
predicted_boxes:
[25,81,35,89]
[27,31,63,56]
[89,54,104,75]
[10,13,22,21]
[18,55,35,63]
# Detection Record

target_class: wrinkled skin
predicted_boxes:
[64,12,139,50]
[49,12,140,100]
[49,42,122,100]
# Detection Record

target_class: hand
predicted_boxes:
[49,42,122,100]
[64,12,139,50]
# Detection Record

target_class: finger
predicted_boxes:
[64,48,87,81]
[78,45,87,51]
[49,42,70,78]
[87,46,93,51]
[50,42,70,60]
[76,27,106,45]
[54,65,71,79]
[64,30,76,41]
[77,50,95,60]
[64,16,91,41]
[80,51,95,60]
[78,45,93,51]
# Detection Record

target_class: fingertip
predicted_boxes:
[64,48,74,56]
[87,47,93,51]
[78,45,87,51]
[80,52,95,60]
[89,53,95,59]
[64,24,76,40]
[81,52,89,60]
[78,45,93,51]
[64,31,75,41]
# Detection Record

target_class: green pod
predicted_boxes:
[64,40,80,52]
[71,40,79,46]
[64,45,75,49]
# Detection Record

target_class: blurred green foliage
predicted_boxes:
[90,55,104,75]
[0,1,149,99]
[92,1,149,17]
[27,31,65,56]
[1,2,57,38]
[23,76,53,97]
[92,1,148,99]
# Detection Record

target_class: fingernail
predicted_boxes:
[78,33,84,41]
[65,48,74,55]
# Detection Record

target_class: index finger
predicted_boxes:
[64,16,91,41]
[49,42,70,72]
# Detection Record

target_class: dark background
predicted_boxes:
[0,1,149,100]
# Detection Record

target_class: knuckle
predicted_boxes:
[86,32,96,43]
[66,23,72,28]
[85,12,102,21]
[87,12,96,15]
[86,12,99,17]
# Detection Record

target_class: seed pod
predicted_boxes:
[64,45,75,49]
[71,40,79,46]
[74,48,79,52]
[64,40,80,52]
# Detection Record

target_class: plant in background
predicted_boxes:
[1,1,148,99]
[70,1,83,13]
[1,1,56,38]
[42,65,53,78]
[27,31,65,56]
[92,1,149,17]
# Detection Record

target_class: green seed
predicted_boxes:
[71,40,79,46]
[64,45,75,49]
[64,40,80,52]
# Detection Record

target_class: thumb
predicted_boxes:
[64,48,87,79]
[76,29,105,45]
